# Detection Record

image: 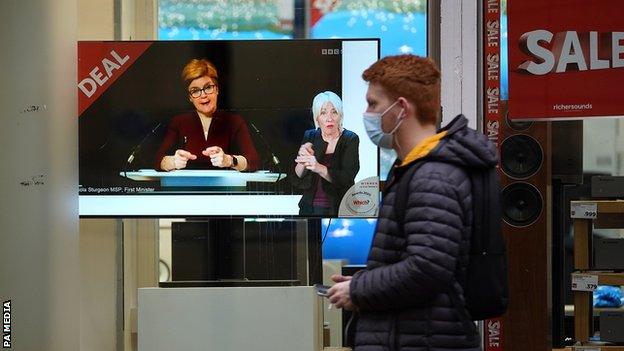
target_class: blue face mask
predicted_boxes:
[362,100,405,149]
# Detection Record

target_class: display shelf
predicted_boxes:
[571,200,624,345]
[572,346,624,350]
[572,272,624,286]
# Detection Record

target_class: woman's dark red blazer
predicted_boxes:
[155,110,259,171]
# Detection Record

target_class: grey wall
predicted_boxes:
[0,0,79,350]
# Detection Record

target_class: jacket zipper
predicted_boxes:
[389,315,397,351]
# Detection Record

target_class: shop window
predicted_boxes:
[158,0,296,40]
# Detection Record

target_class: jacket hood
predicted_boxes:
[402,114,498,170]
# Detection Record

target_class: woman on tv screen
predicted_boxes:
[292,91,360,216]
[155,58,259,172]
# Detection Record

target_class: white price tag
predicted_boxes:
[571,274,598,292]
[571,203,597,219]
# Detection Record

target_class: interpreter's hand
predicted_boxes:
[295,154,322,173]
[297,142,314,157]
[171,149,197,170]
[328,274,356,311]
[203,146,233,168]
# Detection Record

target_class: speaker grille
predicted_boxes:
[501,135,543,179]
[502,183,543,227]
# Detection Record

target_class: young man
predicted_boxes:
[327,55,498,350]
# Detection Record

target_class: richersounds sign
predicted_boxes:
[508,0,624,120]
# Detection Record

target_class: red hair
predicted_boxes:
[363,55,440,124]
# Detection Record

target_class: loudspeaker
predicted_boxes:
[499,106,552,351]
[551,121,583,185]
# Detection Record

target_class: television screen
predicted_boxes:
[78,39,379,217]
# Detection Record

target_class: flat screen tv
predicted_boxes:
[78,39,380,217]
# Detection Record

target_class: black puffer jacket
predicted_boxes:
[349,115,498,351]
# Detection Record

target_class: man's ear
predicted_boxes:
[397,97,416,117]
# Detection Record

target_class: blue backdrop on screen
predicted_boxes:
[321,218,376,265]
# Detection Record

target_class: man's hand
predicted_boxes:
[203,146,233,168]
[327,274,356,311]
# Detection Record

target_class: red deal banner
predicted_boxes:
[78,42,152,116]
[508,0,624,120]
[483,1,504,349]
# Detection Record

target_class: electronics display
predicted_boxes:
[592,176,624,199]
[601,311,624,343]
[78,39,380,217]
[594,238,624,270]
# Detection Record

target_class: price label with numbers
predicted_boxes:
[572,274,599,292]
[571,203,597,219]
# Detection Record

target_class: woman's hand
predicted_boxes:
[295,154,322,173]
[294,142,331,181]
[295,142,313,177]
[162,149,197,171]
[295,142,319,172]
[203,146,233,168]
[298,142,314,157]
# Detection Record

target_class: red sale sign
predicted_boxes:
[483,1,505,349]
[507,0,624,120]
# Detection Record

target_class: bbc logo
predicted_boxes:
[321,48,341,55]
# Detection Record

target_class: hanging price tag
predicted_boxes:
[571,274,599,292]
[571,203,597,219]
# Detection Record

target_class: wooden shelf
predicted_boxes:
[571,200,624,345]
[572,346,624,350]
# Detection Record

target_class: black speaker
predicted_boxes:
[502,182,543,227]
[552,121,583,185]
[501,134,543,179]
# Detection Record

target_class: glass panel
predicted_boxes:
[159,0,295,40]
[158,1,428,180]
[159,217,314,286]
[155,0,429,293]
[310,0,428,179]
[310,0,427,57]
[502,2,624,347]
